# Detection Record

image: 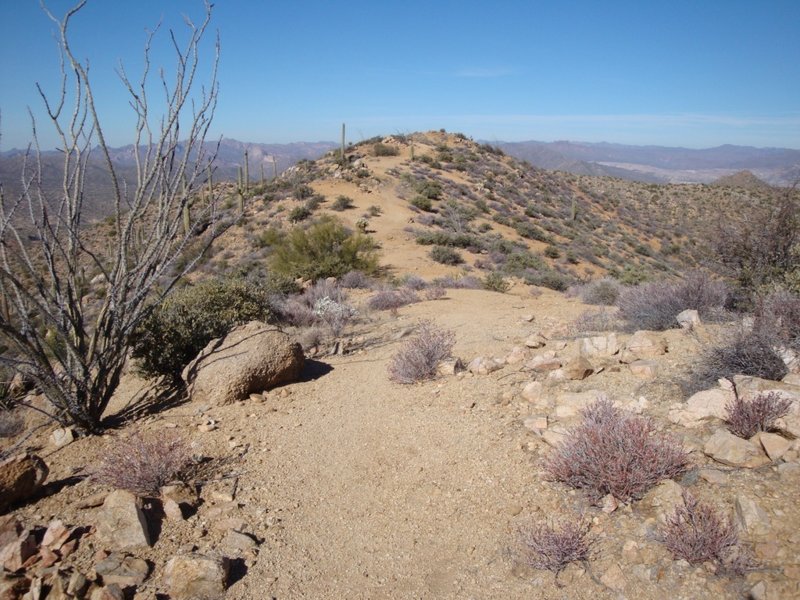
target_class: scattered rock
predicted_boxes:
[525,352,561,372]
[601,494,619,513]
[563,356,594,380]
[436,358,464,376]
[0,454,48,514]
[676,309,700,329]
[94,553,150,587]
[222,530,258,556]
[578,333,619,358]
[42,519,71,550]
[504,346,527,365]
[0,576,30,598]
[620,330,667,363]
[524,333,546,348]
[754,431,791,461]
[599,562,626,591]
[467,357,504,375]
[0,524,36,572]
[698,468,727,485]
[95,490,151,550]
[629,359,658,379]
[520,381,544,404]
[703,429,770,468]
[89,584,125,600]
[49,427,75,449]
[669,388,733,427]
[735,495,771,536]
[163,554,230,600]
[640,480,683,516]
[183,321,305,406]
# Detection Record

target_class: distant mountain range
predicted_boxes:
[495,140,800,186]
[0,139,337,222]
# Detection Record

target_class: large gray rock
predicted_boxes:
[95,490,151,550]
[668,388,734,427]
[0,454,48,514]
[163,554,229,600]
[619,330,667,363]
[578,333,619,358]
[183,321,305,406]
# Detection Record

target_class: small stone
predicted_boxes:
[95,490,151,550]
[163,554,230,600]
[526,352,561,372]
[629,360,658,379]
[94,553,150,587]
[467,357,504,375]
[754,431,791,461]
[0,528,37,572]
[67,571,89,596]
[49,427,75,449]
[521,381,544,403]
[42,519,70,550]
[76,492,108,509]
[601,494,619,513]
[640,480,683,516]
[554,390,607,419]
[600,562,626,591]
[676,309,700,329]
[505,346,527,365]
[778,462,800,479]
[524,333,546,348]
[248,393,265,402]
[0,454,49,514]
[621,330,667,362]
[749,581,767,600]
[735,495,771,536]
[578,333,619,357]
[436,358,464,376]
[89,584,125,600]
[521,314,535,323]
[703,429,770,468]
[163,498,185,521]
[563,356,594,380]
[222,530,258,556]
[0,576,30,599]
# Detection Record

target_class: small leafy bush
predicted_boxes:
[313,296,357,337]
[524,270,571,291]
[331,195,355,211]
[388,321,455,384]
[544,245,561,259]
[519,519,595,584]
[368,288,419,311]
[617,271,728,331]
[725,390,792,439]
[661,490,754,576]
[545,398,690,502]
[410,196,434,212]
[271,216,379,281]
[373,142,399,157]
[131,279,272,379]
[423,286,446,301]
[430,245,464,265]
[416,180,443,200]
[483,272,510,293]
[288,205,312,222]
[431,275,482,289]
[579,278,621,306]
[93,429,192,497]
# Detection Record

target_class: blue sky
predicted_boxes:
[1,0,799,150]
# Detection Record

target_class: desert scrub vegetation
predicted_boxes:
[331,195,355,211]
[545,398,690,502]
[518,518,595,585]
[725,390,792,439]
[661,490,754,576]
[483,271,511,293]
[131,279,272,380]
[388,321,455,384]
[574,277,621,306]
[429,245,464,265]
[270,216,379,281]
[368,288,420,312]
[372,142,399,157]
[92,429,192,497]
[616,270,728,331]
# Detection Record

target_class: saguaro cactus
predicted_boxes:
[340,122,346,166]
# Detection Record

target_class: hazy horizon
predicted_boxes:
[2,1,799,151]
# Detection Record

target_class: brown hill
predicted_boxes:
[711,169,774,191]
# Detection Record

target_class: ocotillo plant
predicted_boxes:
[243,149,250,193]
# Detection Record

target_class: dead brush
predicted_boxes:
[661,490,755,576]
[544,398,690,503]
[725,389,792,439]
[518,518,596,586]
[388,320,455,384]
[92,429,192,497]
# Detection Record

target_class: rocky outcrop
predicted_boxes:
[183,321,305,406]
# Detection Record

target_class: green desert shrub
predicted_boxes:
[331,195,355,211]
[410,196,434,212]
[288,205,312,223]
[270,216,379,281]
[483,271,511,293]
[373,142,399,156]
[430,245,464,265]
[131,278,272,380]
